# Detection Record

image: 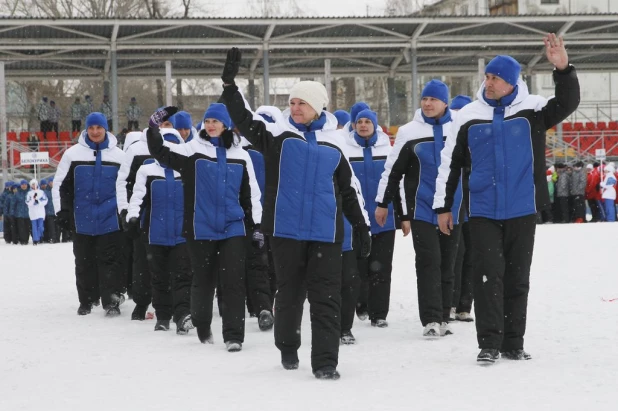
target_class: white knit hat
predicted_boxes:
[288,81,329,114]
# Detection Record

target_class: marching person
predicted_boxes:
[14,180,31,245]
[376,79,463,339]
[220,48,371,380]
[433,34,580,363]
[346,109,408,331]
[126,128,193,334]
[25,179,48,245]
[1,182,17,244]
[146,103,262,352]
[169,111,197,142]
[53,112,127,316]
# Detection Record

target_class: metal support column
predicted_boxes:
[248,71,255,109]
[411,44,419,113]
[110,48,119,133]
[165,61,173,106]
[387,74,396,126]
[324,59,332,111]
[0,61,7,186]
[477,58,485,90]
[263,46,270,106]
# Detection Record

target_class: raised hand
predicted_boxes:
[222,48,242,85]
[544,33,568,71]
[149,106,178,128]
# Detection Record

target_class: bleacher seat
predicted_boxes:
[608,121,618,130]
[585,122,596,131]
[19,132,28,142]
[562,122,573,131]
[59,131,71,142]
[597,122,607,130]
[46,131,58,141]
[7,132,17,141]
[573,122,584,131]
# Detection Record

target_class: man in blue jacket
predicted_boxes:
[53,112,127,316]
[434,34,580,363]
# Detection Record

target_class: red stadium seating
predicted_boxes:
[562,122,573,131]
[585,122,596,131]
[7,132,17,141]
[597,122,607,130]
[573,122,584,131]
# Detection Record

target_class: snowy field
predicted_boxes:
[1,223,617,410]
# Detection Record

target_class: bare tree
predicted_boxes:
[250,0,304,17]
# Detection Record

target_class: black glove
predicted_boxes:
[355,225,372,259]
[149,106,179,128]
[34,192,37,199]
[221,47,242,85]
[252,228,265,250]
[56,210,72,231]
[119,209,129,231]
[125,217,141,240]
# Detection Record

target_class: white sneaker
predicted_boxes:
[440,322,453,336]
[455,312,474,322]
[423,322,440,338]
[449,307,456,321]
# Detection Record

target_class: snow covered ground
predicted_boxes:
[2,223,617,410]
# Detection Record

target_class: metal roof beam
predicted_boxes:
[340,58,389,70]
[201,24,262,41]
[504,22,549,36]
[567,22,618,36]
[43,25,109,42]
[420,23,490,39]
[270,24,345,41]
[118,25,184,42]
[357,24,411,40]
[0,24,28,35]
[527,20,576,71]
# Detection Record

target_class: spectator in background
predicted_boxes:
[71,98,83,132]
[555,163,570,223]
[586,162,603,222]
[25,179,48,246]
[83,95,94,117]
[570,161,587,223]
[49,101,61,135]
[100,95,113,131]
[125,97,142,131]
[46,177,65,243]
[37,97,50,138]
[14,180,31,245]
[600,164,617,222]
[333,110,350,130]
[1,182,14,244]
[26,130,39,151]
[6,183,19,244]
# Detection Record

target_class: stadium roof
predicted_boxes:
[1,14,618,79]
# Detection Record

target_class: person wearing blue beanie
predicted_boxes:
[170,111,194,141]
[485,55,521,87]
[162,131,181,145]
[450,95,472,111]
[85,112,108,132]
[20,179,28,187]
[203,103,232,130]
[349,102,370,131]
[434,33,580,364]
[355,109,378,132]
[333,110,350,130]
[421,80,449,105]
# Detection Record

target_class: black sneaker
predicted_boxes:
[477,348,500,364]
[197,326,214,344]
[176,314,194,335]
[131,305,148,321]
[77,303,92,315]
[371,319,388,328]
[313,366,340,380]
[340,330,356,345]
[356,304,368,321]
[281,352,299,370]
[258,310,274,331]
[105,306,121,317]
[501,349,532,361]
[154,320,170,331]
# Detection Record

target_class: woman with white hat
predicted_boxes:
[220,48,371,380]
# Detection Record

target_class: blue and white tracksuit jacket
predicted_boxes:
[52,132,125,236]
[377,109,463,226]
[147,128,262,241]
[434,66,580,220]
